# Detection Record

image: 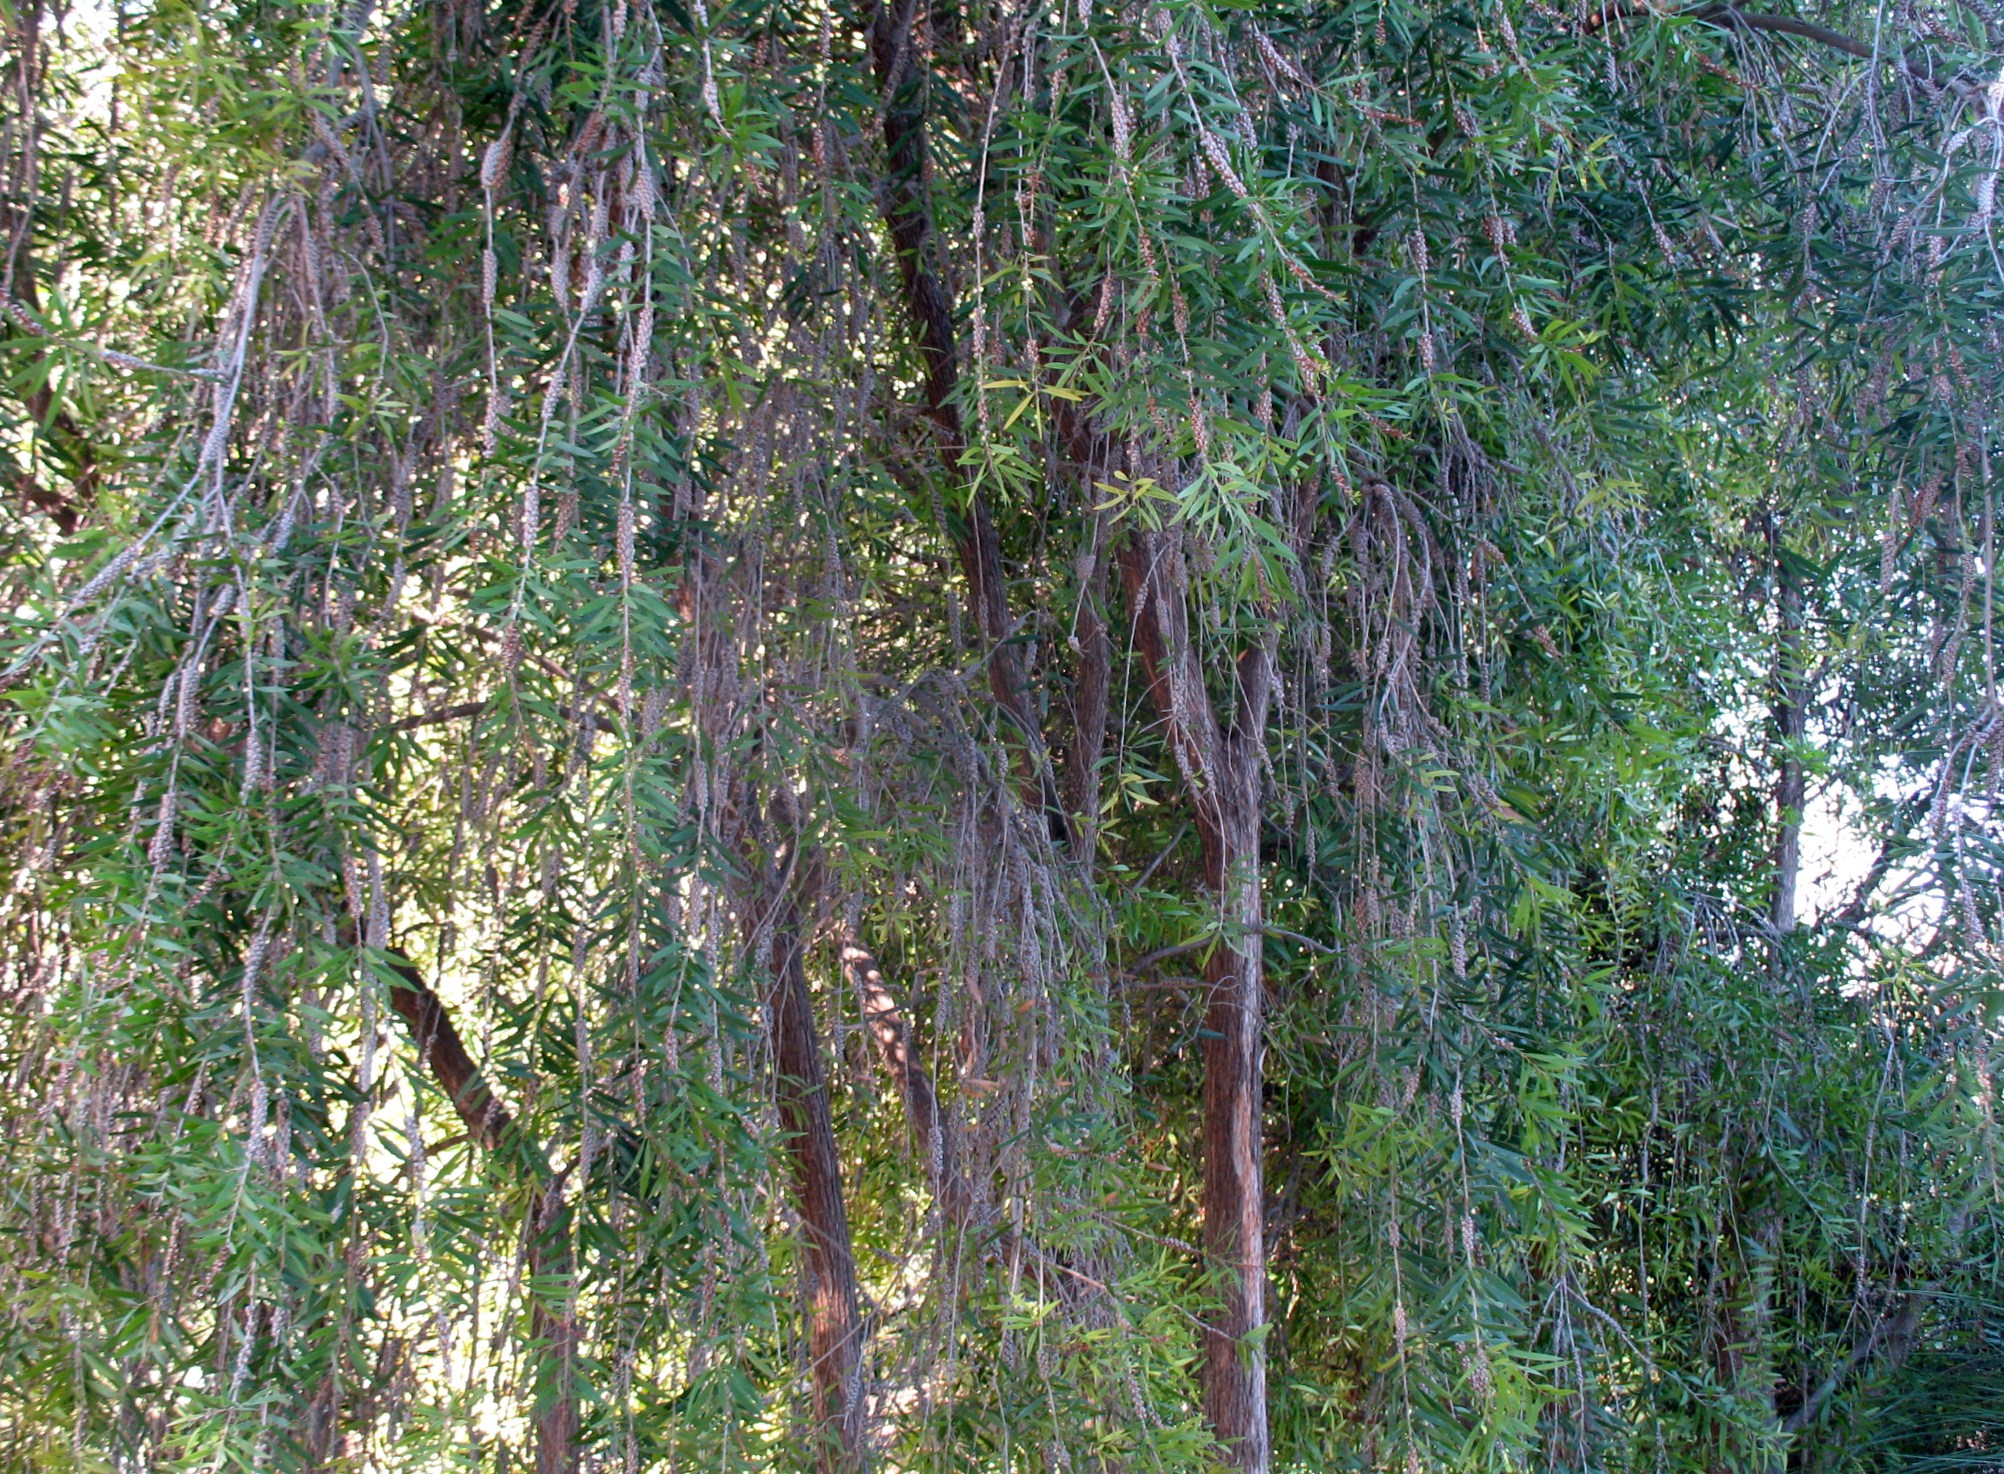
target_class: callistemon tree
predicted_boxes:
[4,0,2003,1469]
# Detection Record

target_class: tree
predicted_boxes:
[3,0,2002,1469]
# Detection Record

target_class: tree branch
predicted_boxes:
[841,930,971,1223]
[1717,8,1874,60]
[1833,793,1925,929]
[865,0,1067,844]
[1782,1292,1925,1432]
[1582,0,1984,90]
[1582,2,1868,57]
[381,951,518,1155]
[376,948,578,1474]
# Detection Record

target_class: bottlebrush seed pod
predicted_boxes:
[480,135,510,192]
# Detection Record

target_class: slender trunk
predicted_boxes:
[1063,513,1112,856]
[863,11,1270,1453]
[1756,542,1805,1465]
[679,506,868,1471]
[864,0,1067,841]
[383,957,579,1474]
[1119,527,1274,1474]
[1772,547,1806,943]
[752,892,869,1474]
[1198,771,1267,1470]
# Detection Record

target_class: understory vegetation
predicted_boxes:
[3,0,2003,1468]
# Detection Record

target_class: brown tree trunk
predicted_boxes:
[383,956,579,1474]
[750,891,869,1474]
[526,1185,581,1474]
[861,8,1270,1455]
[1119,527,1274,1474]
[1197,771,1267,1471]
[677,486,868,1472]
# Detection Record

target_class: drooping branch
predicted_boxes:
[1057,420,1114,850]
[1834,793,1925,928]
[1118,529,1232,847]
[1710,8,1874,59]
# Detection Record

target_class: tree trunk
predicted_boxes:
[1753,537,1805,1465]
[864,0,1067,843]
[753,893,869,1474]
[1198,764,1268,1472]
[1772,543,1806,943]
[527,1184,581,1474]
[1118,526,1274,1474]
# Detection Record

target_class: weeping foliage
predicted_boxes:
[2,0,2003,1469]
